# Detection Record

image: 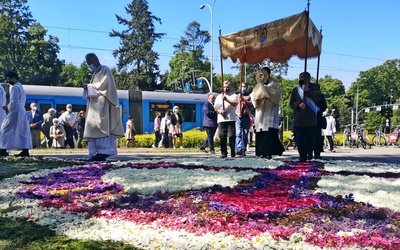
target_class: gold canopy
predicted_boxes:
[219,11,322,63]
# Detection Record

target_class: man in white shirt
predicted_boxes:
[214,81,238,158]
[58,104,77,149]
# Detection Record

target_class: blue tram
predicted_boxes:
[21,85,208,134]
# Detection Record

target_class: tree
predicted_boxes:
[319,75,346,107]
[58,63,79,87]
[168,22,210,92]
[173,21,209,58]
[280,78,298,131]
[230,60,289,86]
[24,23,63,85]
[0,0,63,85]
[348,59,400,129]
[318,75,347,127]
[110,0,165,90]
[58,62,91,87]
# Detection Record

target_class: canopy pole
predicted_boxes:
[219,27,224,84]
[304,0,310,72]
[316,27,323,84]
[240,63,243,83]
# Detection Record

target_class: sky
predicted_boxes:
[27,0,400,90]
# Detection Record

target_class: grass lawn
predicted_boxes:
[0,157,141,250]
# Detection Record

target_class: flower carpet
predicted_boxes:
[0,158,399,249]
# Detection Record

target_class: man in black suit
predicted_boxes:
[26,102,43,148]
[200,93,217,154]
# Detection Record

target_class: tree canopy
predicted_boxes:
[0,0,63,85]
[109,0,165,90]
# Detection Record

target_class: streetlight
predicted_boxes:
[355,81,359,125]
[200,0,216,93]
[355,77,365,125]
[181,60,184,80]
[180,60,186,90]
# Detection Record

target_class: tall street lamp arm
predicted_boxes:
[200,0,216,92]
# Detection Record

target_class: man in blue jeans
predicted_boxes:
[235,82,252,156]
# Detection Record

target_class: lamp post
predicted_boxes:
[200,0,216,93]
[355,81,359,125]
[180,60,186,90]
[390,89,393,105]
[355,78,365,125]
[181,60,184,80]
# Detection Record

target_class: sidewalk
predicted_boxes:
[27,145,400,164]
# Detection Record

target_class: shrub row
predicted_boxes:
[117,129,376,148]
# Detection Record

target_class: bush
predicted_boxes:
[117,129,210,148]
[118,129,359,149]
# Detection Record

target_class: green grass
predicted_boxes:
[0,217,138,250]
[0,158,141,250]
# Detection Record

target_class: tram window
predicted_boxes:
[56,104,86,116]
[149,102,171,122]
[175,104,196,122]
[40,104,51,114]
[25,102,47,112]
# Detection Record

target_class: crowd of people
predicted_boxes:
[154,106,185,149]
[198,67,284,159]
[198,68,338,162]
[1,91,87,153]
[0,53,124,161]
[0,59,335,162]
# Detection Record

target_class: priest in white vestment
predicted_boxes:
[250,67,285,159]
[0,84,6,125]
[0,71,32,157]
[83,53,124,161]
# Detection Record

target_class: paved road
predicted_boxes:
[27,145,400,164]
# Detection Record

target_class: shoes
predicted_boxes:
[90,153,108,161]
[210,149,215,154]
[265,155,272,160]
[152,144,155,148]
[220,154,227,158]
[180,146,184,149]
[200,147,208,153]
[329,149,336,153]
[14,150,29,157]
[236,150,246,156]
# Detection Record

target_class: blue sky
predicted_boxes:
[28,0,400,89]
